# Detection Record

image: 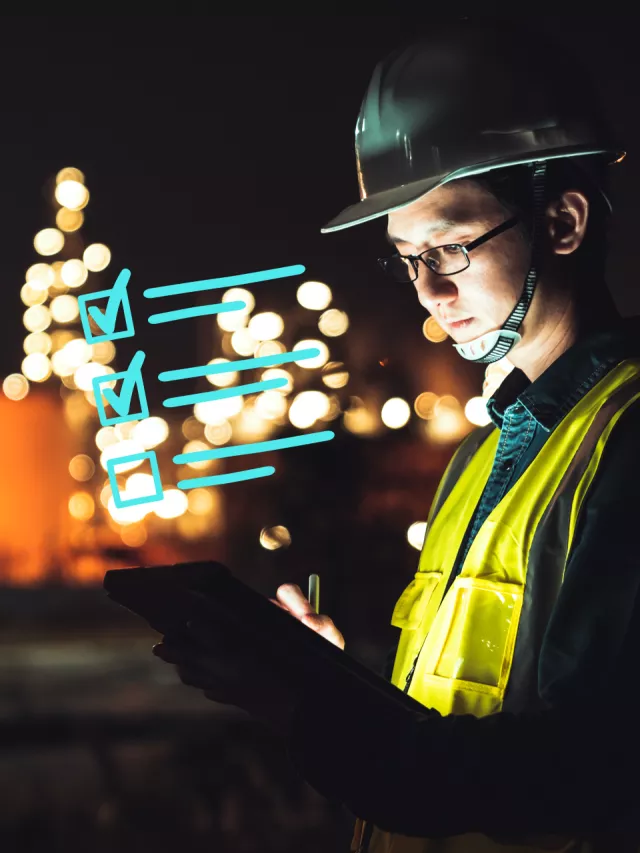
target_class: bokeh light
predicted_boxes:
[91,340,116,365]
[61,340,91,370]
[182,440,214,470]
[296,281,332,310]
[288,391,330,428]
[260,367,293,395]
[465,396,492,426]
[259,525,292,550]
[83,243,111,272]
[381,397,411,429]
[100,439,146,473]
[414,391,439,420]
[321,361,349,389]
[69,454,96,481]
[187,488,215,516]
[23,305,52,333]
[205,358,239,388]
[23,332,52,355]
[21,284,47,306]
[132,417,170,449]
[318,308,349,337]
[248,312,284,342]
[34,228,64,257]
[343,397,379,436]
[56,208,84,232]
[21,353,52,382]
[26,263,55,291]
[423,316,448,343]
[230,328,258,356]
[69,492,95,521]
[254,340,286,359]
[203,421,233,446]
[50,294,80,323]
[96,426,118,451]
[74,362,113,391]
[153,488,189,519]
[181,416,203,440]
[407,521,428,551]
[222,287,254,312]
[56,167,85,185]
[2,374,29,401]
[61,259,88,287]
[254,390,288,420]
[55,180,89,210]
[292,340,329,369]
[194,396,243,424]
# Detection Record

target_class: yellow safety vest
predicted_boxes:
[352,357,640,853]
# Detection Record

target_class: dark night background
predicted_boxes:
[0,14,637,853]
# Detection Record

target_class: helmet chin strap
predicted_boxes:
[452,161,547,365]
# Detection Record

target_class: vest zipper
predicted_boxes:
[403,653,420,693]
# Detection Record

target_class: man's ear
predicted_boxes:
[546,190,589,257]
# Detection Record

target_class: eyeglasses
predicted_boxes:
[378,216,520,283]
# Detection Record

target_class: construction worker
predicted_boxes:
[153,18,640,852]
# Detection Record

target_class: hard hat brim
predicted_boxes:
[321,173,449,234]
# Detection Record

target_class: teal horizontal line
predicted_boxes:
[162,377,289,408]
[173,430,335,463]
[147,300,246,325]
[157,347,320,382]
[143,264,306,299]
[177,466,276,488]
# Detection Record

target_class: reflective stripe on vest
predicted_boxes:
[353,358,640,853]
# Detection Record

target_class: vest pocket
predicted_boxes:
[390,571,443,630]
[410,577,523,716]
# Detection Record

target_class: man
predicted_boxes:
[153,19,640,852]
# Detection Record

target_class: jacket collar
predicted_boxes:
[487,316,640,433]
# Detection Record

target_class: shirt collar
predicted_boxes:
[486,316,640,432]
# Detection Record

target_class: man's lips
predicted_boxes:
[447,317,474,329]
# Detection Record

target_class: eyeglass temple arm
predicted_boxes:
[465,216,520,252]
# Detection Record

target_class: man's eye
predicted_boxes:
[444,245,463,255]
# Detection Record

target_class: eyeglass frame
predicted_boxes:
[378,215,520,282]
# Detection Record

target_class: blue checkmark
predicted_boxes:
[89,268,131,334]
[78,268,135,343]
[93,350,149,424]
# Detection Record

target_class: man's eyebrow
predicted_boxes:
[385,218,463,247]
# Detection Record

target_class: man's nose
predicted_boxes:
[414,267,458,307]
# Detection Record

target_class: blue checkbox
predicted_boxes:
[107,450,164,509]
[93,350,149,425]
[79,268,135,343]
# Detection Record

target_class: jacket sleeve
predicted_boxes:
[285,400,640,839]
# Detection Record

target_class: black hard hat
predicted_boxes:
[322,21,625,233]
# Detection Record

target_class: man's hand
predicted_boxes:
[270,583,346,650]
[153,617,301,738]
[152,581,345,737]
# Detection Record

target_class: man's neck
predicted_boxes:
[508,302,579,383]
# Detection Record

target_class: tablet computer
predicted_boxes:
[103,560,427,714]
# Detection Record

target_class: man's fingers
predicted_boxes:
[276,583,316,618]
[300,613,345,649]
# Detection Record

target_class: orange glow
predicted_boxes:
[0,389,73,584]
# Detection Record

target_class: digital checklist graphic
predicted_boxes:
[80,264,335,509]
[78,268,135,343]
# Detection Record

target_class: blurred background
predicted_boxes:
[0,13,637,853]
